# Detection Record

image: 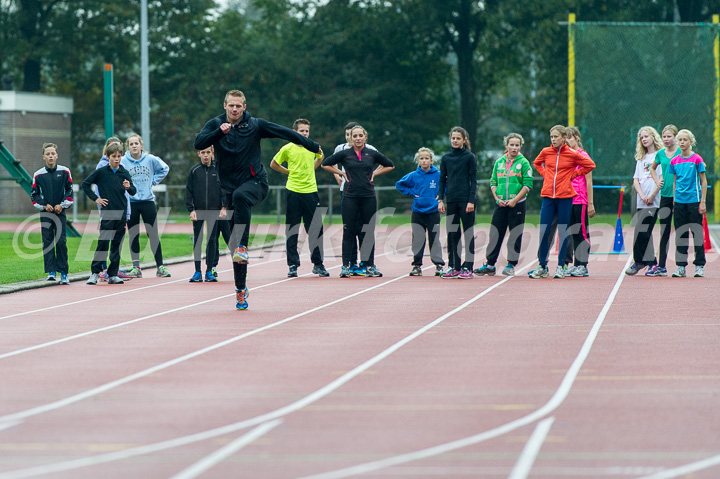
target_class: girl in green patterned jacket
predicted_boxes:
[474,133,533,277]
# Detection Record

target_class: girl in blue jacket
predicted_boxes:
[396,147,445,276]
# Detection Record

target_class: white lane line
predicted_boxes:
[508,417,555,479]
[0,261,529,479]
[170,419,283,479]
[0,256,286,321]
[0,271,299,361]
[633,454,720,479]
[0,420,22,432]
[297,256,632,479]
[0,255,406,425]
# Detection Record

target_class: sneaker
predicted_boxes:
[59,273,70,285]
[99,272,109,282]
[287,265,298,278]
[435,265,445,276]
[458,268,473,279]
[205,270,217,282]
[694,266,705,278]
[189,271,203,283]
[236,288,248,310]
[349,264,359,276]
[571,265,589,277]
[654,266,668,276]
[529,266,549,279]
[108,276,124,284]
[312,264,330,277]
[366,265,383,277]
[211,267,218,278]
[502,265,515,276]
[442,269,460,279]
[409,265,422,276]
[645,265,660,276]
[625,262,646,276]
[353,263,367,276]
[672,266,687,278]
[86,273,99,285]
[562,264,572,275]
[340,264,351,278]
[47,272,56,281]
[553,265,565,279]
[117,270,134,281]
[126,267,142,278]
[473,263,496,276]
[233,244,249,263]
[156,265,171,277]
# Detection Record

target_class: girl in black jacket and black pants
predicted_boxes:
[438,127,478,279]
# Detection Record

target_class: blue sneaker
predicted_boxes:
[204,270,217,282]
[349,264,359,275]
[353,263,367,276]
[189,271,203,283]
[233,244,249,263]
[59,273,70,285]
[236,288,248,310]
[47,272,56,281]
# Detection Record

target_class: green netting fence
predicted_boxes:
[570,19,719,218]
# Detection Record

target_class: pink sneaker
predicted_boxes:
[457,269,473,279]
[99,272,109,282]
[117,270,134,280]
[441,269,460,279]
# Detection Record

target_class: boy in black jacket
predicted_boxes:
[81,143,136,285]
[31,143,74,284]
[185,146,231,282]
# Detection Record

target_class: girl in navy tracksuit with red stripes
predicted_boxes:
[395,147,445,276]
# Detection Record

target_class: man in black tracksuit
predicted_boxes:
[185,146,231,282]
[194,89,322,310]
[31,143,74,283]
[81,144,136,284]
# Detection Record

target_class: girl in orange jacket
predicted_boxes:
[529,125,595,279]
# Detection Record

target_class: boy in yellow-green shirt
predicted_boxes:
[270,119,329,277]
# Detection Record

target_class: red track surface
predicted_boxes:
[0,223,718,479]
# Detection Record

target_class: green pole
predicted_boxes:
[104,63,114,139]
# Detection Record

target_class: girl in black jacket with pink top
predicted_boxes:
[322,125,394,278]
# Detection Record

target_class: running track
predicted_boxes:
[0,223,718,479]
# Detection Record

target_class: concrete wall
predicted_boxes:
[0,92,73,215]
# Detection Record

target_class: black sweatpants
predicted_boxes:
[657,196,674,269]
[285,190,324,267]
[485,201,526,267]
[673,202,706,267]
[632,207,658,266]
[40,213,68,274]
[411,211,444,267]
[341,196,377,266]
[127,200,164,268]
[92,217,127,277]
[569,203,590,267]
[192,211,231,272]
[231,179,269,290]
[445,201,475,271]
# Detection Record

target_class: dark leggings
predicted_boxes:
[231,179,269,290]
[657,196,674,268]
[341,196,377,266]
[673,202,706,267]
[485,202,526,267]
[445,201,475,271]
[127,200,163,268]
[632,207,658,266]
[40,213,68,274]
